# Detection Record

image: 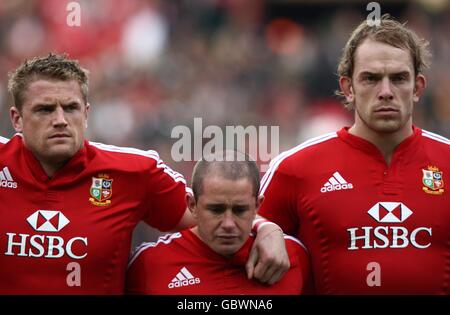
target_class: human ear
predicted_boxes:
[339,76,355,104]
[186,193,198,218]
[10,107,23,133]
[413,75,426,102]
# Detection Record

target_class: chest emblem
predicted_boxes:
[89,174,113,206]
[422,166,444,195]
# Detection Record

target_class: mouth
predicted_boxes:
[374,106,399,113]
[217,235,239,241]
[49,133,71,139]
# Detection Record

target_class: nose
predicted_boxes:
[53,106,68,127]
[220,210,237,230]
[378,77,394,102]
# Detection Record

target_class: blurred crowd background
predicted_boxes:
[0,0,449,245]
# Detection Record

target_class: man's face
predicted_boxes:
[188,175,262,257]
[340,39,425,135]
[10,79,89,166]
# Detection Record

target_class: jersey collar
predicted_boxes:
[19,136,90,184]
[337,125,422,160]
[184,229,254,266]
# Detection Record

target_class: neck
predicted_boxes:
[40,159,68,178]
[190,227,234,258]
[349,122,413,165]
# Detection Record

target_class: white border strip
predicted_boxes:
[283,234,308,252]
[89,141,187,185]
[260,132,338,196]
[127,232,182,268]
[0,136,10,144]
[422,130,450,145]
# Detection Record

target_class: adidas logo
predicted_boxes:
[168,267,201,289]
[0,167,17,189]
[320,171,353,193]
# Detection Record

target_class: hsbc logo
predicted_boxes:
[26,210,70,232]
[367,202,412,223]
[4,210,88,259]
[347,202,432,250]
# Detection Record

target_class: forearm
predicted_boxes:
[252,216,283,235]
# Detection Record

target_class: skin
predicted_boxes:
[245,212,288,284]
[187,175,263,257]
[8,78,288,285]
[339,39,426,164]
[10,79,89,177]
[189,151,290,285]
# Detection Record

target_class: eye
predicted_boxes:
[362,74,377,82]
[206,205,225,214]
[64,103,81,112]
[392,74,407,83]
[35,106,54,113]
[232,206,249,215]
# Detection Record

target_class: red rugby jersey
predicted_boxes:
[259,127,450,294]
[0,135,188,294]
[126,229,310,294]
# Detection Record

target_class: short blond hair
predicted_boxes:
[8,53,89,110]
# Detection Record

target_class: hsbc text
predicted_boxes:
[347,226,432,250]
[4,233,88,259]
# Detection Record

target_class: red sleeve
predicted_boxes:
[126,251,148,294]
[258,166,300,236]
[143,153,188,231]
[284,237,311,294]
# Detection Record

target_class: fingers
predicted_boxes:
[245,245,258,279]
[268,265,288,285]
[253,261,273,284]
[247,222,290,284]
[253,255,290,284]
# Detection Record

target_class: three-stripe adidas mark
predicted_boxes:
[168,267,201,289]
[0,167,17,189]
[320,171,353,193]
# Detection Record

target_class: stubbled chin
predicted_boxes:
[370,120,404,133]
[44,144,79,160]
[216,246,239,257]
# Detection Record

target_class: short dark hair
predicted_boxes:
[8,53,89,110]
[191,151,260,200]
[336,14,431,109]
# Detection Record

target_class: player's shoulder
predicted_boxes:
[0,134,20,152]
[283,234,307,253]
[420,129,450,151]
[127,232,183,268]
[88,141,163,164]
[0,135,9,145]
[0,137,8,150]
[266,132,339,173]
[88,140,187,188]
[87,141,178,176]
[283,234,309,269]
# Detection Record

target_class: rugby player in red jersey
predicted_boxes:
[259,15,450,294]
[0,54,288,294]
[126,151,310,294]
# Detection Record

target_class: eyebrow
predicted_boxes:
[63,101,82,107]
[32,100,82,107]
[390,71,411,77]
[205,202,250,208]
[206,203,227,208]
[358,70,411,77]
